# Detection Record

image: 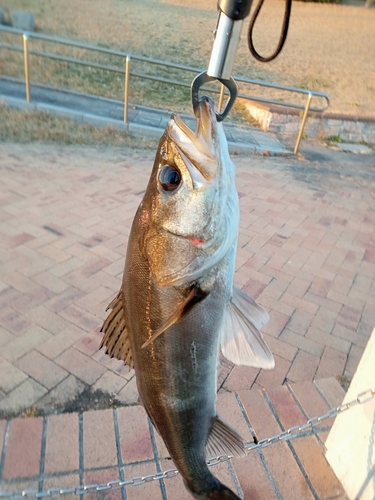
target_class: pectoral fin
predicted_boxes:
[100,290,134,369]
[206,416,246,459]
[220,287,274,369]
[142,284,208,348]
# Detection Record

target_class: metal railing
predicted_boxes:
[0,26,330,153]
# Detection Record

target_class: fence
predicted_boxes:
[0,26,330,154]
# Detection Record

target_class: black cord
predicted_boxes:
[247,0,292,62]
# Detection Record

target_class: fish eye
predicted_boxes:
[158,165,182,192]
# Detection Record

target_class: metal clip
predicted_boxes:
[191,71,238,122]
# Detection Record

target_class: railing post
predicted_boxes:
[124,55,131,124]
[294,91,312,154]
[218,84,225,113]
[22,33,31,103]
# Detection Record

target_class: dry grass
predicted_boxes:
[0,103,159,148]
[0,0,374,117]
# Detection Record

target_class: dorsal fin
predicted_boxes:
[206,416,246,459]
[220,287,274,369]
[100,290,134,369]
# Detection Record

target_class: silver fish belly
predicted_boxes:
[100,96,274,500]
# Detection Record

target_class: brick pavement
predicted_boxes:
[0,142,374,498]
[0,381,348,499]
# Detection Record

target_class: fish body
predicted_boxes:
[101,97,274,499]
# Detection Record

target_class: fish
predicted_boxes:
[100,96,274,499]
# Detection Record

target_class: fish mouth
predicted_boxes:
[169,97,217,181]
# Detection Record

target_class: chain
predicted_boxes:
[1,388,374,499]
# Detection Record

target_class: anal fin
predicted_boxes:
[220,286,274,369]
[206,416,246,459]
[100,290,134,369]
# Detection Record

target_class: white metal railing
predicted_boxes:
[0,26,330,153]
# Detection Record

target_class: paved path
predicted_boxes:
[0,77,288,156]
[0,380,348,500]
[0,142,374,498]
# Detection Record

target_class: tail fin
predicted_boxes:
[205,484,241,499]
[189,483,241,499]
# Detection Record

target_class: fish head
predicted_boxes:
[138,96,239,286]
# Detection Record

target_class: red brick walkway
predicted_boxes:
[0,142,374,498]
[0,379,347,499]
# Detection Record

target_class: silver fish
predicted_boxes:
[100,96,274,499]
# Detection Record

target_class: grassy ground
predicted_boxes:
[0,0,374,119]
[0,103,159,148]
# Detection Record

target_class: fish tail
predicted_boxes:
[185,478,241,499]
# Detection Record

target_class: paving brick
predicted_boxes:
[36,324,86,359]
[311,306,338,334]
[255,354,291,390]
[239,388,314,500]
[316,347,347,379]
[39,244,71,263]
[222,365,260,392]
[304,291,343,313]
[85,468,121,500]
[16,351,69,390]
[267,386,344,499]
[55,347,106,385]
[287,350,320,383]
[75,286,114,315]
[59,305,100,332]
[117,405,153,463]
[283,309,314,336]
[306,327,351,354]
[80,258,111,278]
[1,271,40,294]
[2,417,43,479]
[1,326,53,363]
[43,474,80,500]
[263,332,298,362]
[49,257,83,278]
[32,271,70,294]
[35,375,86,412]
[92,370,128,396]
[0,379,47,416]
[257,293,295,318]
[216,391,253,442]
[288,380,330,420]
[262,309,290,338]
[63,271,99,293]
[345,344,365,378]
[279,328,324,357]
[0,356,28,393]
[162,459,238,500]
[74,328,103,357]
[83,409,117,469]
[44,287,85,313]
[336,304,363,332]
[119,463,162,500]
[281,292,319,316]
[25,305,69,335]
[314,377,346,408]
[44,413,79,474]
[232,451,278,500]
[116,375,139,405]
[261,277,289,300]
[7,287,56,314]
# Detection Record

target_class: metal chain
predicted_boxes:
[1,388,374,499]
